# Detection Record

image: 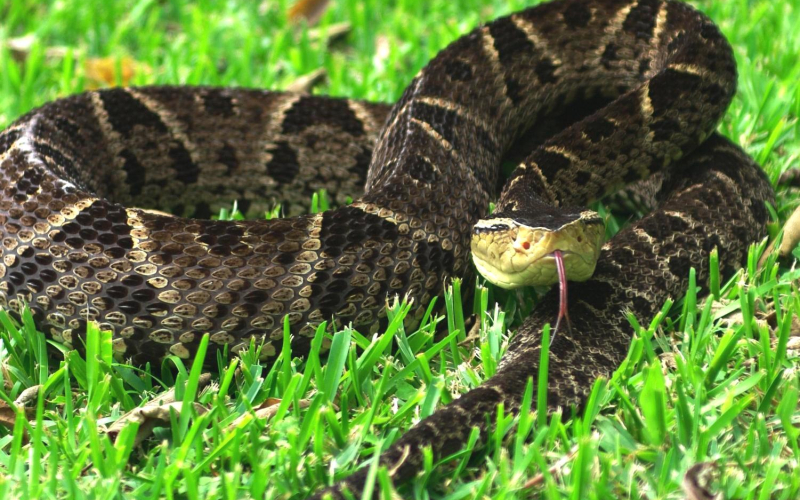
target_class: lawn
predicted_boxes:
[0,0,798,499]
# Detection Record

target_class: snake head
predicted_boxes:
[470,206,604,289]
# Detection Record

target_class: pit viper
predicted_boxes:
[0,0,773,497]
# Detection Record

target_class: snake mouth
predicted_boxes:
[470,216,604,289]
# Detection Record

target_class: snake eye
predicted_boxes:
[522,241,531,250]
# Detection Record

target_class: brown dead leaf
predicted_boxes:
[0,403,36,432]
[15,385,42,406]
[225,398,313,432]
[761,308,800,337]
[522,445,578,489]
[106,373,212,445]
[778,168,800,188]
[286,68,327,93]
[256,397,283,409]
[458,320,482,346]
[709,299,744,330]
[759,203,800,268]
[132,207,176,218]
[107,401,208,446]
[682,463,718,500]
[0,384,41,433]
[0,406,22,431]
[0,388,39,437]
[6,34,70,63]
[84,56,150,89]
[375,35,391,63]
[776,206,800,258]
[288,0,330,25]
[308,22,352,45]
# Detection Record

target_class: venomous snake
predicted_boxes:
[0,0,774,496]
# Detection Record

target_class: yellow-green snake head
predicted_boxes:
[471,208,605,289]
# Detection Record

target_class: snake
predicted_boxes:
[0,0,774,496]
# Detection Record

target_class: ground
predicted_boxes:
[0,0,798,498]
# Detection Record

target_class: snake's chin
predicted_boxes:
[472,249,597,289]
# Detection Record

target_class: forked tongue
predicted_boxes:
[553,250,571,335]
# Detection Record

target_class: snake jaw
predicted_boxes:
[471,214,604,289]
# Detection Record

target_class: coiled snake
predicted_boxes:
[0,0,774,497]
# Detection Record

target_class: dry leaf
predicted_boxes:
[522,445,578,489]
[778,168,800,188]
[225,398,313,432]
[286,68,327,93]
[761,308,800,337]
[15,385,42,406]
[0,385,42,433]
[106,373,212,445]
[132,207,176,218]
[0,390,38,439]
[775,205,800,258]
[458,320,482,346]
[108,401,208,446]
[0,406,21,431]
[6,34,69,62]
[308,22,352,45]
[759,203,800,268]
[682,463,718,500]
[375,36,391,63]
[708,298,744,329]
[0,403,36,432]
[84,56,150,89]
[288,0,330,25]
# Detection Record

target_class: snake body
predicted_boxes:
[0,0,774,496]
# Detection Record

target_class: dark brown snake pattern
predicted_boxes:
[0,0,774,497]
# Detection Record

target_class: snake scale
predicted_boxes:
[0,0,774,496]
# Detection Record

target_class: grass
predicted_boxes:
[0,0,799,499]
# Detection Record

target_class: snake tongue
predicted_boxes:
[553,250,571,335]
